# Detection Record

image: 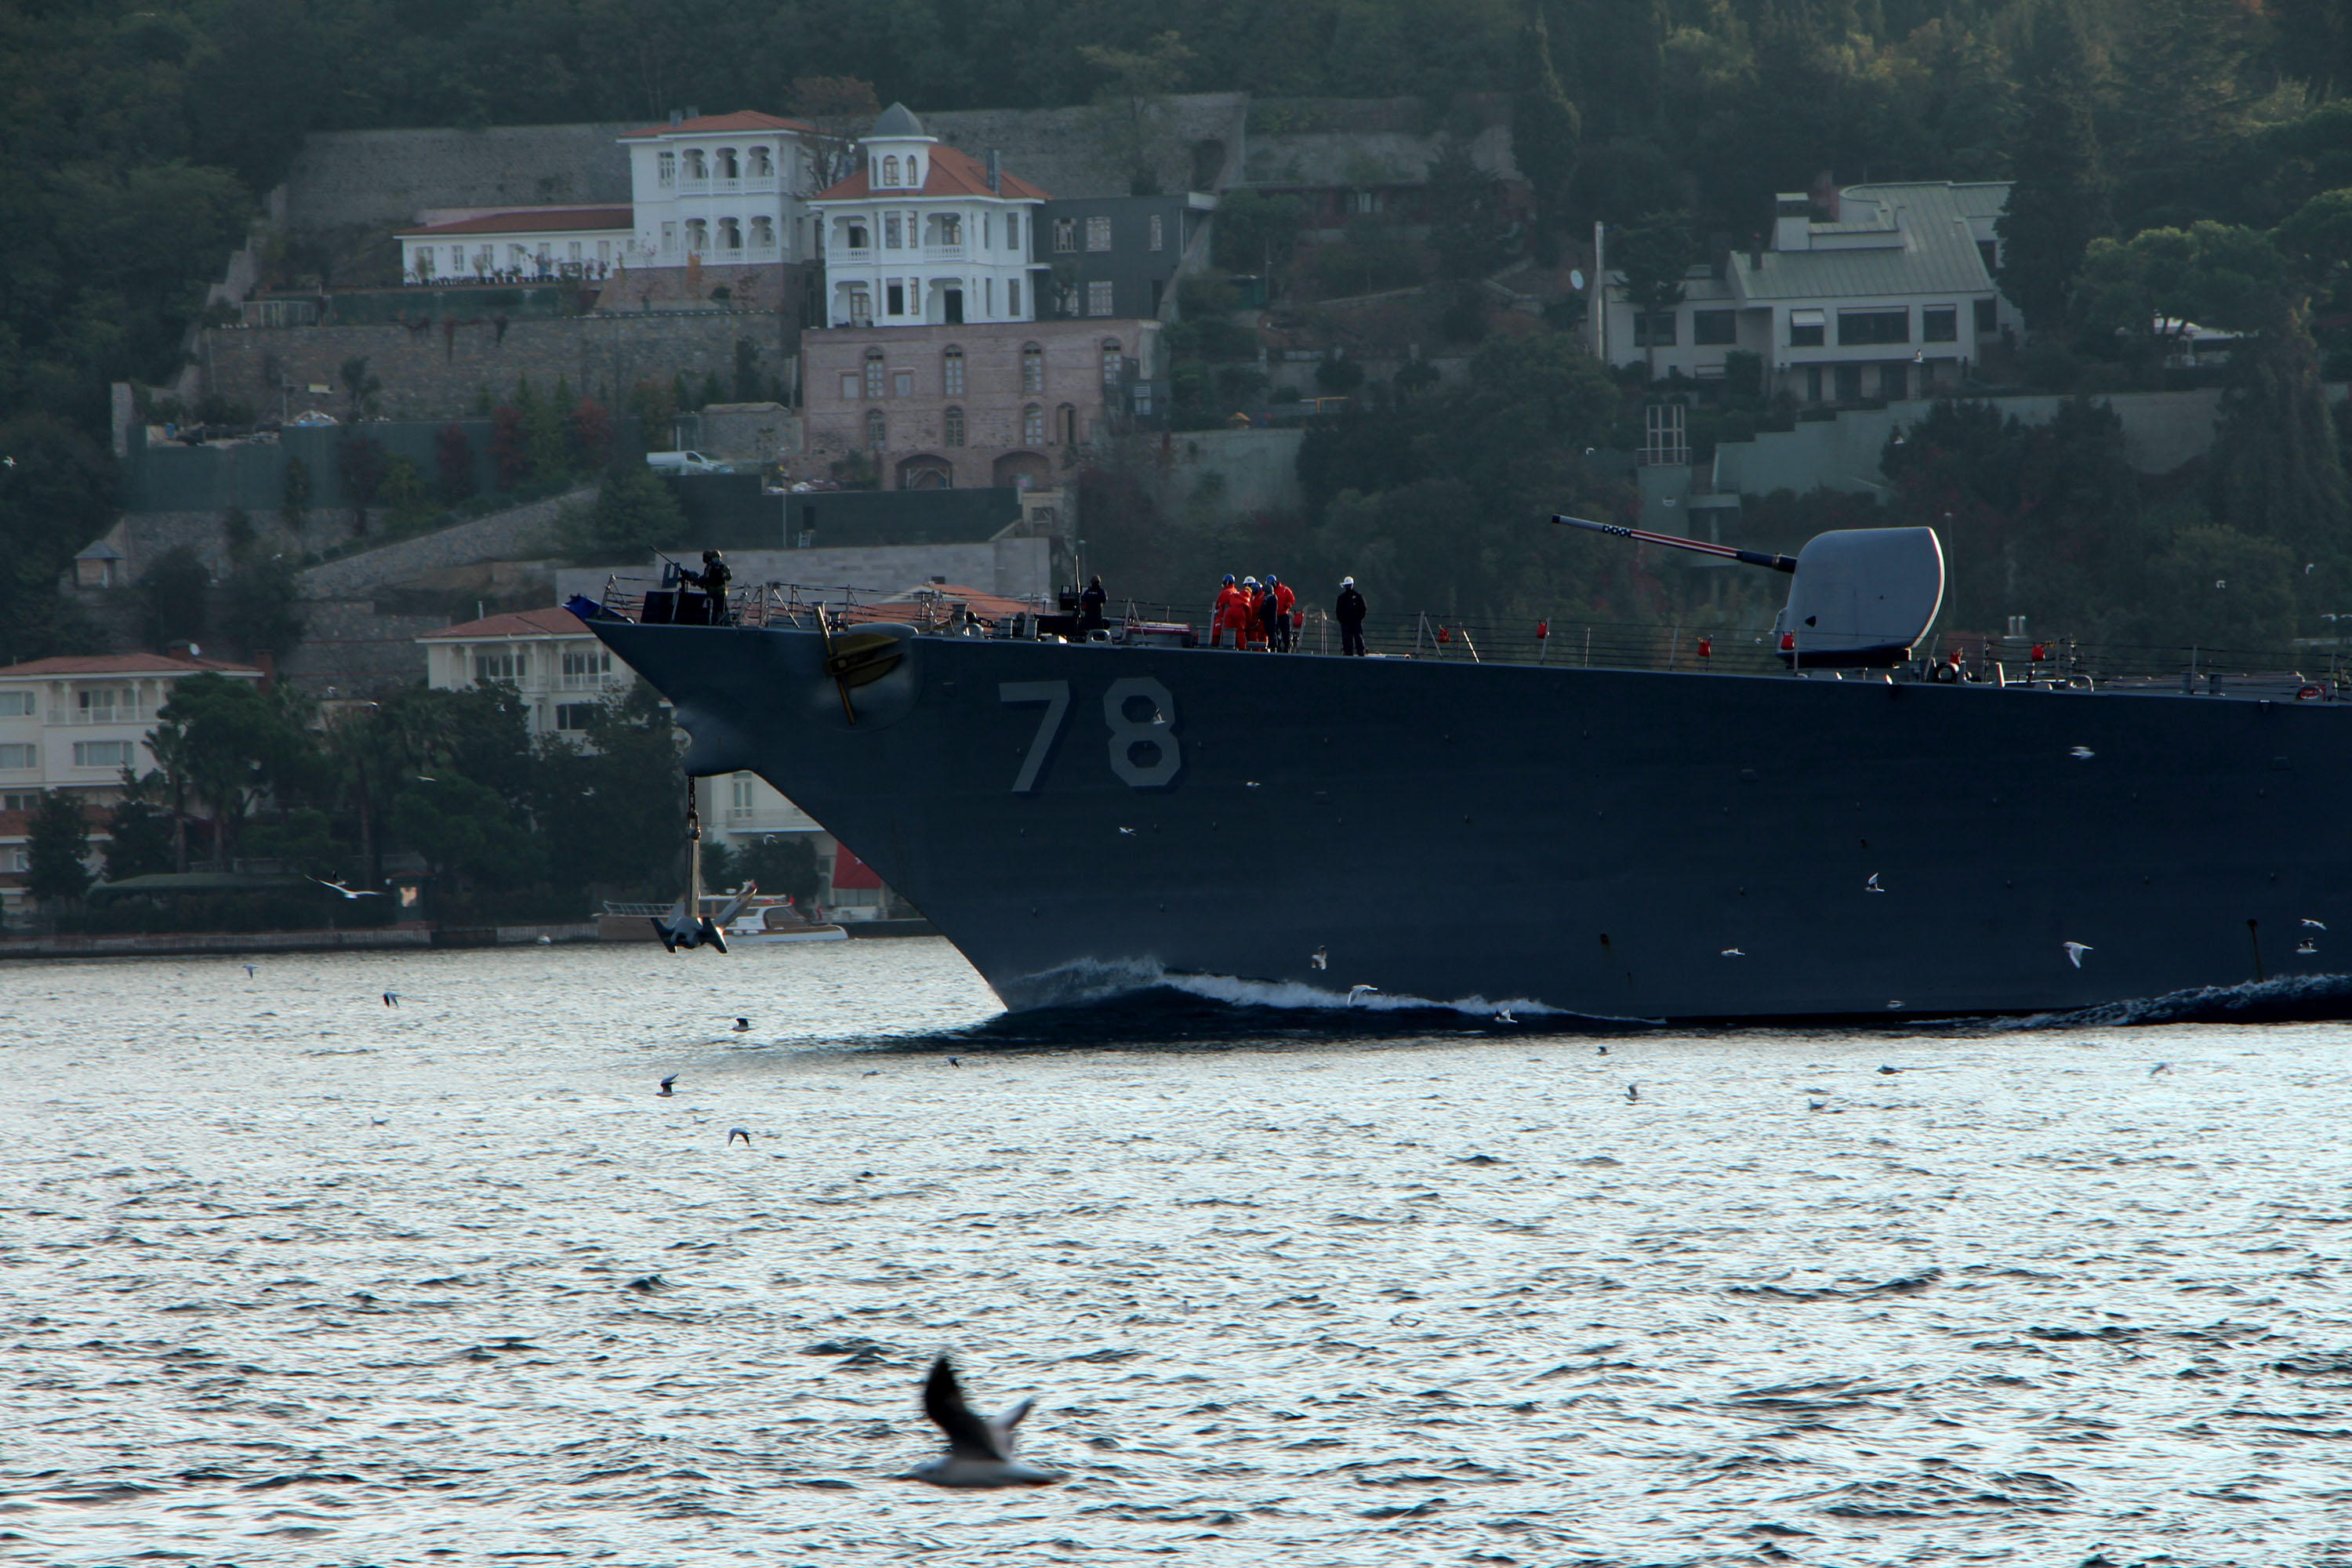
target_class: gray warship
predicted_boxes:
[583,524,2350,1021]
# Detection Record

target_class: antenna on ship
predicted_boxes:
[1552,514,1796,573]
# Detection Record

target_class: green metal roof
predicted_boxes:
[1733,181,2009,303]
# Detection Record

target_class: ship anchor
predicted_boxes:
[816,608,905,726]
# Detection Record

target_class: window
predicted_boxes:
[73,740,132,768]
[848,287,872,325]
[77,689,117,724]
[1974,298,1998,335]
[866,409,886,448]
[1023,405,1044,444]
[658,151,675,187]
[1835,363,1864,401]
[840,372,860,400]
[2,847,24,873]
[0,743,34,770]
[720,217,742,250]
[0,691,32,717]
[685,219,708,253]
[894,369,913,397]
[561,648,610,681]
[555,704,598,732]
[684,150,706,180]
[751,216,773,249]
[1101,340,1122,383]
[1149,214,1163,251]
[883,155,900,186]
[1922,306,1958,343]
[886,281,906,315]
[935,213,961,246]
[1022,343,1044,393]
[1007,279,1021,316]
[1006,214,1021,251]
[660,222,677,257]
[1805,365,1822,401]
[1788,308,1825,347]
[1632,310,1678,347]
[1693,309,1737,345]
[884,213,902,249]
[1838,308,1909,346]
[568,241,582,262]
[730,773,755,815]
[1879,363,1908,399]
[718,147,738,180]
[1086,215,1112,252]
[750,146,773,178]
[865,350,885,398]
[1976,238,1998,275]
[844,220,869,250]
[474,651,527,684]
[942,347,964,396]
[1053,218,1076,253]
[1087,280,1115,316]
[945,407,965,447]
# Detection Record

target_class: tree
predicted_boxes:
[280,453,312,531]
[2079,223,2292,381]
[571,399,612,468]
[102,786,176,883]
[389,773,543,908]
[560,462,689,561]
[336,435,387,533]
[152,672,314,865]
[338,354,383,423]
[1512,0,1582,260]
[435,423,477,506]
[521,377,569,478]
[1610,211,1693,379]
[379,454,431,530]
[2110,0,2249,229]
[1212,189,1304,280]
[739,833,820,904]
[789,76,880,189]
[220,550,305,657]
[490,405,528,489]
[0,412,116,666]
[1425,138,1510,281]
[25,789,93,906]
[1078,30,1193,194]
[1995,5,2111,336]
[2207,303,2352,579]
[733,337,764,402]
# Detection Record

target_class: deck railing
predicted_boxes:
[585,575,2342,696]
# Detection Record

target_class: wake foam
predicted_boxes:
[1997,972,2352,1031]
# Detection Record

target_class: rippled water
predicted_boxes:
[7,942,2352,1566]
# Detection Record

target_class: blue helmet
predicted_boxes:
[1222,574,1236,584]
[1266,574,1279,586]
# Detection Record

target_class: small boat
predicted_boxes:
[724,903,849,945]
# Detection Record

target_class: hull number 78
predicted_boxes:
[998,677,1181,793]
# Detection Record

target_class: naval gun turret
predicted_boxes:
[1552,515,1944,670]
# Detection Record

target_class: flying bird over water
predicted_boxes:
[658,1074,677,1098]
[1865,873,1886,893]
[1348,984,1378,1004]
[1494,1007,1515,1023]
[2071,746,2095,760]
[2303,919,2327,931]
[906,1356,1062,1488]
[2150,1062,2171,1076]
[1722,947,1746,957]
[1310,946,1327,970]
[728,1127,751,1145]
[733,1017,751,1032]
[2063,941,2092,967]
[1624,1083,1640,1102]
[243,964,256,978]
[382,991,399,1007]
[1878,1065,1900,1076]
[1118,826,1136,835]
[310,876,383,899]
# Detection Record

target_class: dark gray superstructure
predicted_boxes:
[590,614,2351,1021]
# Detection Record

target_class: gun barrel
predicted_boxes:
[1552,514,1797,574]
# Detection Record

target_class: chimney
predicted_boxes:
[1749,232,1765,270]
[986,150,1001,194]
[684,105,700,122]
[669,108,683,125]
[1773,194,1811,252]
[1809,169,1839,222]
[252,650,276,691]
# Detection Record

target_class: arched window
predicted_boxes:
[1022,343,1044,394]
[866,409,887,449]
[844,220,869,250]
[942,346,964,397]
[1101,339,1123,384]
[750,146,773,178]
[864,348,885,399]
[684,149,706,180]
[719,217,742,249]
[684,218,707,252]
[945,407,965,448]
[882,155,900,187]
[718,147,739,180]
[750,216,774,249]
[1023,405,1044,445]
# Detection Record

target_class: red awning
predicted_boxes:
[829,845,883,890]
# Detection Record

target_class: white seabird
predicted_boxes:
[906,1357,1062,1488]
[2063,941,2092,967]
[2303,918,2327,931]
[1310,946,1327,970]
[1865,873,1886,893]
[658,1074,677,1098]
[1721,947,1745,957]
[1347,984,1378,1005]
[2071,746,2095,760]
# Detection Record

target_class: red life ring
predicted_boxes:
[2297,684,2323,701]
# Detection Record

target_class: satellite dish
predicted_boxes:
[1570,269,1587,291]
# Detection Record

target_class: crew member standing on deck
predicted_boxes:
[1211,574,1243,648]
[695,550,734,624]
[1265,574,1297,652]
[1224,575,1261,649]
[1077,575,1108,635]
[1336,575,1367,656]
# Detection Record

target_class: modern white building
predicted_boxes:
[397,110,826,287]
[810,102,1048,328]
[1597,181,2018,405]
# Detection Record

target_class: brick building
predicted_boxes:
[799,318,1158,491]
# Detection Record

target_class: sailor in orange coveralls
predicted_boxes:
[1263,573,1298,652]
[1235,575,1266,648]
[1210,574,1243,647]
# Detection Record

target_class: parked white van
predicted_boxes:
[646,451,724,474]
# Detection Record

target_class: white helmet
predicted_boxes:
[1341,575,1355,586]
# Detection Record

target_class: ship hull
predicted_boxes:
[591,620,2351,1021]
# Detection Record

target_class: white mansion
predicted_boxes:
[810,103,1047,328]
[397,111,825,285]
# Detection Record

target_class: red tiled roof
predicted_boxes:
[417,608,592,641]
[873,583,1033,621]
[0,652,261,679]
[813,143,1049,203]
[619,110,817,140]
[397,206,634,238]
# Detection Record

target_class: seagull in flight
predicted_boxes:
[2150,1062,2171,1076]
[1118,826,1136,835]
[1310,946,1327,970]
[1721,947,1745,957]
[658,1074,677,1098]
[1624,1083,1640,1102]
[1494,1006,1515,1024]
[382,990,399,1007]
[1347,984,1378,1005]
[2070,746,2095,760]
[1865,873,1886,893]
[2303,918,2327,931]
[727,1127,751,1146]
[2063,941,2092,967]
[733,1017,751,1032]
[243,964,256,978]
[310,875,383,899]
[906,1357,1062,1488]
